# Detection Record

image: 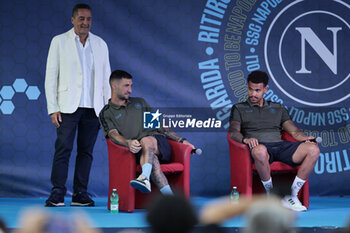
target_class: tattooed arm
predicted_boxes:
[229,120,259,148]
[159,127,195,149]
[108,129,127,146]
[228,120,244,143]
[228,105,254,145]
[159,127,182,142]
[108,129,141,153]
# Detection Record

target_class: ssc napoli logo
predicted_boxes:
[196,0,350,126]
[196,0,350,176]
[265,0,350,106]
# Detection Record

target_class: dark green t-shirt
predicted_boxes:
[99,97,161,144]
[230,99,291,143]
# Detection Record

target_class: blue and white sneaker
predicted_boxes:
[130,175,151,193]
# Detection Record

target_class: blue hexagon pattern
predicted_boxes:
[0,100,15,114]
[25,86,40,100]
[12,79,28,92]
[0,79,41,115]
[0,86,15,100]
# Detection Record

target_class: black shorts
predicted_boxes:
[135,134,172,164]
[250,141,303,167]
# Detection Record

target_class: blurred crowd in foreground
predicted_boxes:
[1,192,349,233]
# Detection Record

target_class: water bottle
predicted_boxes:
[230,186,239,203]
[110,188,119,213]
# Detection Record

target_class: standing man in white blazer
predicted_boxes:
[44,3,111,207]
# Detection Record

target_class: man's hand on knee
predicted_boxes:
[128,140,141,153]
[243,137,259,148]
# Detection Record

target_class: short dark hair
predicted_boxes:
[109,70,133,83]
[146,193,197,233]
[72,3,92,17]
[247,71,269,86]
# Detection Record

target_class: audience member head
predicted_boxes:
[146,193,197,233]
[343,218,350,233]
[247,71,269,87]
[0,218,7,233]
[16,208,100,233]
[244,198,295,233]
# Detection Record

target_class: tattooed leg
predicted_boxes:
[139,136,169,188]
[140,136,158,165]
[150,155,169,189]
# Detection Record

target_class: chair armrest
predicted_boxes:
[168,140,193,164]
[167,139,193,197]
[107,138,136,174]
[281,131,297,142]
[227,132,251,165]
[106,138,136,212]
[227,132,253,194]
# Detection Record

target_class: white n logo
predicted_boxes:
[295,27,342,74]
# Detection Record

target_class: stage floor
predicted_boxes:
[1,196,349,231]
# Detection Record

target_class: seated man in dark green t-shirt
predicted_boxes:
[229,71,320,212]
[99,70,195,194]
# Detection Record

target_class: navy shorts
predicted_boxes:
[135,134,172,164]
[250,141,303,167]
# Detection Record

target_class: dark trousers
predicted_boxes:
[50,108,100,194]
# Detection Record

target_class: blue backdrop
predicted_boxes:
[0,0,349,197]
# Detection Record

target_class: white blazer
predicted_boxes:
[45,28,111,116]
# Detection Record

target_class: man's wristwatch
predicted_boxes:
[179,138,186,143]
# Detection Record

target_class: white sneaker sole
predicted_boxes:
[45,201,65,207]
[282,200,307,212]
[70,202,94,206]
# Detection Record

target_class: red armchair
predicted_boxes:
[106,138,193,212]
[227,131,309,208]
